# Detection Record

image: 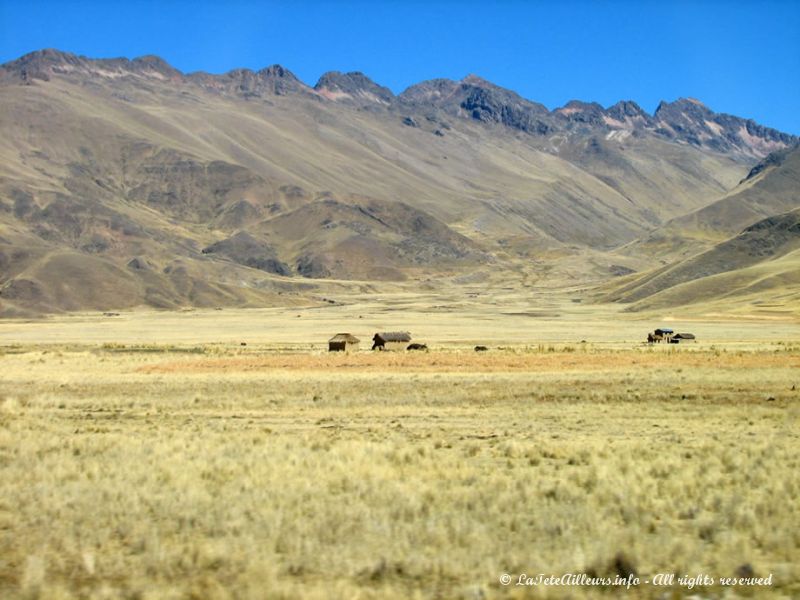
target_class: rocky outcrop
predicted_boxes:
[606,100,650,123]
[188,64,311,97]
[401,75,552,135]
[397,78,459,104]
[653,98,796,158]
[0,48,183,83]
[555,100,607,126]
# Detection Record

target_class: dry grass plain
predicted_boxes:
[1,300,799,599]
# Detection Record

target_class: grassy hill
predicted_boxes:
[619,145,800,263]
[600,207,800,315]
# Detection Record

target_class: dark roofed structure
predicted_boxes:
[328,333,360,352]
[372,331,411,350]
[648,327,676,343]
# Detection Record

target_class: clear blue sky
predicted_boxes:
[1,0,799,133]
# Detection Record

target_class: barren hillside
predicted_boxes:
[0,49,797,316]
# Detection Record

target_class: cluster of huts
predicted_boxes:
[329,332,424,352]
[330,328,698,351]
[647,328,696,344]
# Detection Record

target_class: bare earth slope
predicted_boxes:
[0,49,796,315]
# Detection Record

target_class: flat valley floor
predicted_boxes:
[1,299,798,599]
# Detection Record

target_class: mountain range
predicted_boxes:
[0,49,797,317]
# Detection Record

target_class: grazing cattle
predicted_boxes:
[407,343,428,351]
[474,345,489,352]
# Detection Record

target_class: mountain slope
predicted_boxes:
[668,144,800,235]
[620,145,800,262]
[619,248,800,316]
[600,208,800,314]
[0,49,797,315]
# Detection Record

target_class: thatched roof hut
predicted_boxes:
[329,333,360,352]
[372,331,411,350]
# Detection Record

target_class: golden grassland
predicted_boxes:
[0,292,798,347]
[1,305,799,599]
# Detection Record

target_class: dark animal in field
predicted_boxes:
[474,345,489,352]
[407,343,428,351]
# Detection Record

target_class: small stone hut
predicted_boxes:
[328,333,360,352]
[372,331,411,351]
[672,333,696,342]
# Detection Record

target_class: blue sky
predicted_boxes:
[1,0,799,133]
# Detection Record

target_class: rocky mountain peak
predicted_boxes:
[655,97,713,121]
[653,98,796,158]
[606,100,648,121]
[314,71,394,104]
[129,55,182,79]
[18,48,80,66]
[17,48,81,66]
[0,49,184,84]
[256,65,305,95]
[1,48,85,82]
[398,78,459,104]
[555,100,607,125]
[564,100,604,110]
[455,81,551,133]
[461,74,493,87]
[258,64,293,78]
[187,64,309,97]
[684,97,707,107]
[1,49,795,161]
